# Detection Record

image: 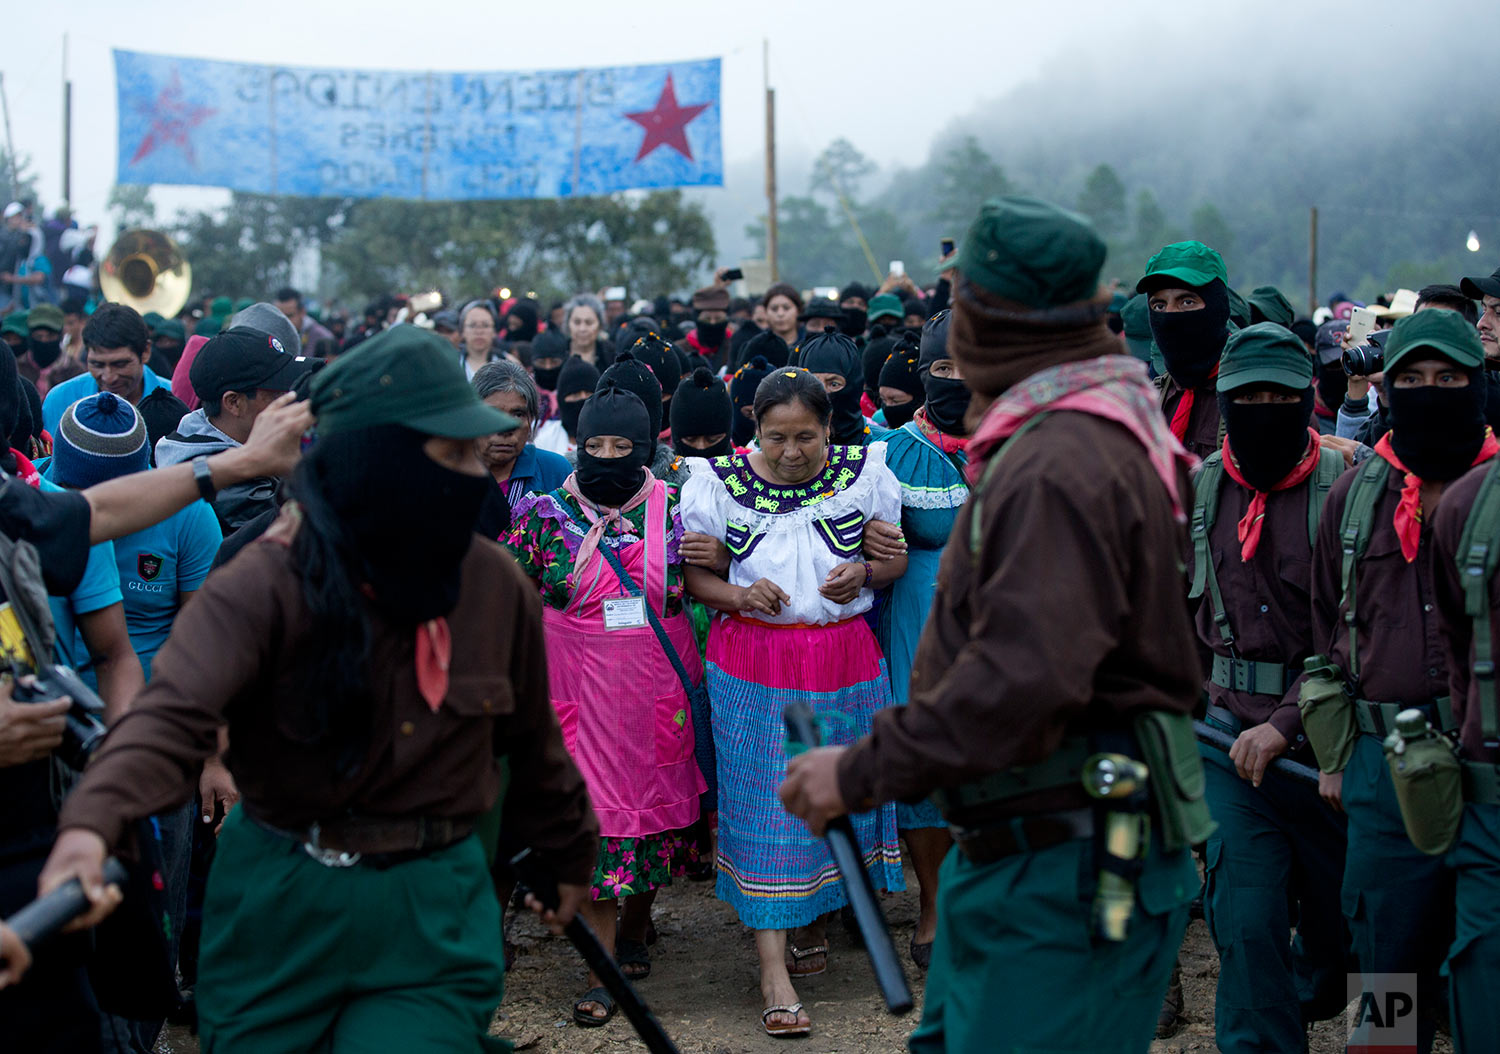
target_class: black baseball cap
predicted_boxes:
[190,326,316,402]
[1460,267,1500,300]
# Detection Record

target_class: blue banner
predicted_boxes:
[114,49,722,200]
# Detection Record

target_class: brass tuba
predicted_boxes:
[99,229,191,318]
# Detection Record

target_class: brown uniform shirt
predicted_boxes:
[838,412,1202,815]
[1159,376,1223,461]
[1191,474,1319,746]
[1431,464,1500,764]
[1311,463,1450,707]
[59,531,600,883]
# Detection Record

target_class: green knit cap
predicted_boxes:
[955,196,1106,309]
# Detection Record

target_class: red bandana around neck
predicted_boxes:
[1374,429,1500,562]
[1220,428,1320,561]
[1169,367,1219,443]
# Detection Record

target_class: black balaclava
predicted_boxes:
[738,329,790,371]
[1218,388,1316,491]
[531,329,569,391]
[27,333,62,370]
[1384,360,1489,481]
[599,350,663,442]
[555,355,600,439]
[1149,279,1232,390]
[505,300,539,342]
[694,315,729,350]
[730,355,772,447]
[627,334,679,426]
[306,424,488,624]
[576,381,653,507]
[919,310,971,436]
[671,367,734,458]
[615,316,659,356]
[862,335,895,401]
[0,345,19,473]
[838,307,868,339]
[17,378,42,450]
[1317,363,1348,412]
[878,342,924,429]
[799,331,866,444]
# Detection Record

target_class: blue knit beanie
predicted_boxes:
[51,392,150,488]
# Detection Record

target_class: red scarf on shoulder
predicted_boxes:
[1168,368,1218,443]
[1220,429,1320,561]
[1375,429,1500,562]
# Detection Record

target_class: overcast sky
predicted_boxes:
[1,0,1160,244]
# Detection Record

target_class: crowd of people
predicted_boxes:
[0,184,1496,1054]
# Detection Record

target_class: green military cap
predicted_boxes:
[210,296,233,317]
[26,303,64,332]
[2,311,29,340]
[1217,322,1314,393]
[152,319,186,341]
[233,297,255,314]
[866,293,904,324]
[956,195,1106,309]
[1120,293,1155,363]
[1384,308,1485,373]
[194,315,223,338]
[1247,285,1295,328]
[1227,287,1252,328]
[1136,240,1228,294]
[311,324,519,439]
[143,311,165,329]
[1108,289,1131,315]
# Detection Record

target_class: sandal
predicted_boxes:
[786,941,828,977]
[573,986,616,1027]
[615,938,651,981]
[910,937,932,971]
[761,1001,811,1038]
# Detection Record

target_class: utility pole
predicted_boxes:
[62,34,73,205]
[0,72,18,200]
[1307,206,1319,316]
[764,40,778,282]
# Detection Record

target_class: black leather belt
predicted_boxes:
[950,807,1094,865]
[250,812,473,869]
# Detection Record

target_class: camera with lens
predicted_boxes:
[9,664,109,771]
[1342,330,1390,377]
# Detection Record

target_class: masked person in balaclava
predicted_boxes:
[1189,323,1350,1053]
[503,300,540,345]
[799,331,871,445]
[1305,308,1499,1054]
[531,329,569,396]
[876,339,924,429]
[597,349,691,486]
[39,325,599,1054]
[681,286,733,373]
[505,378,704,1026]
[1312,319,1349,436]
[729,355,772,449]
[628,332,681,438]
[736,329,789,373]
[1139,240,1234,459]
[838,283,871,341]
[534,354,599,457]
[781,196,1202,1053]
[671,367,734,459]
[861,332,898,418]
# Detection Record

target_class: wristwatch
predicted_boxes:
[192,455,217,502]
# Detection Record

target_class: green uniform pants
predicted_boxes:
[1445,802,1500,1053]
[1200,744,1351,1054]
[1342,734,1454,1054]
[909,833,1195,1053]
[197,809,508,1054]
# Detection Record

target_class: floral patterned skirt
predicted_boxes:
[590,829,703,901]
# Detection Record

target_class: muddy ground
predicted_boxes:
[156,861,1451,1053]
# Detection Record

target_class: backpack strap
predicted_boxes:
[1187,452,1234,649]
[1307,445,1344,548]
[968,413,1049,560]
[1456,458,1500,749]
[1336,456,1391,685]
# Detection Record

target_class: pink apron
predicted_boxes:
[543,481,705,838]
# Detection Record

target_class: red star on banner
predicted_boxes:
[624,74,709,163]
[130,70,217,167]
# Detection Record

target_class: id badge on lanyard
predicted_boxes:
[603,595,647,630]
